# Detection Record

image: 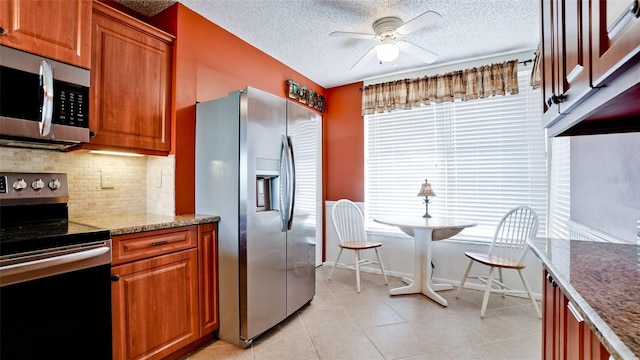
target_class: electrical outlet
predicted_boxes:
[101,170,114,189]
[154,170,163,188]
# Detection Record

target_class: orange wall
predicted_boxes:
[324,83,365,202]
[152,4,326,214]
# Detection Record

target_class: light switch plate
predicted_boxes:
[154,170,163,188]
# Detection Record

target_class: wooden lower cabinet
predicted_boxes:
[198,223,218,335]
[542,270,609,360]
[111,223,219,360]
[543,269,566,359]
[112,249,199,360]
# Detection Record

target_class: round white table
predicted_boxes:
[374,217,477,307]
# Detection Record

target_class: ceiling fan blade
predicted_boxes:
[329,31,377,40]
[351,45,379,70]
[397,40,438,64]
[396,10,442,35]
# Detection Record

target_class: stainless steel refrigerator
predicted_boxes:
[195,86,320,348]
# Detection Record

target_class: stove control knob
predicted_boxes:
[12,179,27,191]
[48,179,61,190]
[31,179,45,191]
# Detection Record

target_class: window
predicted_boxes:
[547,137,571,238]
[365,70,547,241]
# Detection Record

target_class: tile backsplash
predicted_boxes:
[0,147,175,218]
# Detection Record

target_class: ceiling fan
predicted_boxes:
[329,11,443,70]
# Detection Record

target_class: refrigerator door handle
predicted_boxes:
[279,135,290,232]
[286,135,296,231]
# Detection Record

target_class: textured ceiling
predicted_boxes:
[117,0,540,89]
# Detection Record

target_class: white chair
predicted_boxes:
[455,206,542,318]
[329,199,388,292]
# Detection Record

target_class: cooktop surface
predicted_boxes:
[0,219,110,256]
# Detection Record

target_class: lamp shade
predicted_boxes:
[417,179,436,197]
[377,37,399,62]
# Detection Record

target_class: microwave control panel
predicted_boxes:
[54,79,89,128]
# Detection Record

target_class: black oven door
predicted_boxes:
[0,241,113,360]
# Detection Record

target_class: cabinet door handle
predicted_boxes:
[567,302,584,322]
[0,27,5,35]
[546,96,557,106]
[547,94,564,106]
[607,0,640,39]
[152,240,169,247]
[111,274,120,282]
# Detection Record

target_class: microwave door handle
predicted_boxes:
[39,59,54,136]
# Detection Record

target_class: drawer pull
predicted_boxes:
[567,302,584,322]
[151,240,169,247]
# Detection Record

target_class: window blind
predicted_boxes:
[365,71,547,241]
[289,111,322,229]
[547,137,571,238]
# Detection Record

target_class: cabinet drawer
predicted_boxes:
[112,226,197,265]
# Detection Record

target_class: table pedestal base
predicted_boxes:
[389,228,451,307]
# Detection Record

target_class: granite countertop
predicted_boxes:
[528,237,640,360]
[72,213,220,236]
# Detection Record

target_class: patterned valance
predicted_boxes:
[530,45,542,89]
[361,59,519,115]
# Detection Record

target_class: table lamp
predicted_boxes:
[417,179,436,218]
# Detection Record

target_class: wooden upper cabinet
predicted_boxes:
[90,1,173,154]
[0,0,91,68]
[591,0,640,86]
[540,0,557,119]
[540,0,591,127]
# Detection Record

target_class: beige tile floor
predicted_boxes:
[186,265,542,360]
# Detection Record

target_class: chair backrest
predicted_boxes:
[488,206,539,263]
[331,199,367,245]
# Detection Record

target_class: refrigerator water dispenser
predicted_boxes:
[256,157,280,212]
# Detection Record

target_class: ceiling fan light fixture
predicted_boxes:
[377,38,399,62]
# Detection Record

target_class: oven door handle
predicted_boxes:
[0,246,110,278]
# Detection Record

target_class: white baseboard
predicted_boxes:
[322,261,410,279]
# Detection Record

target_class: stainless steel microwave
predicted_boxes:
[0,45,90,151]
